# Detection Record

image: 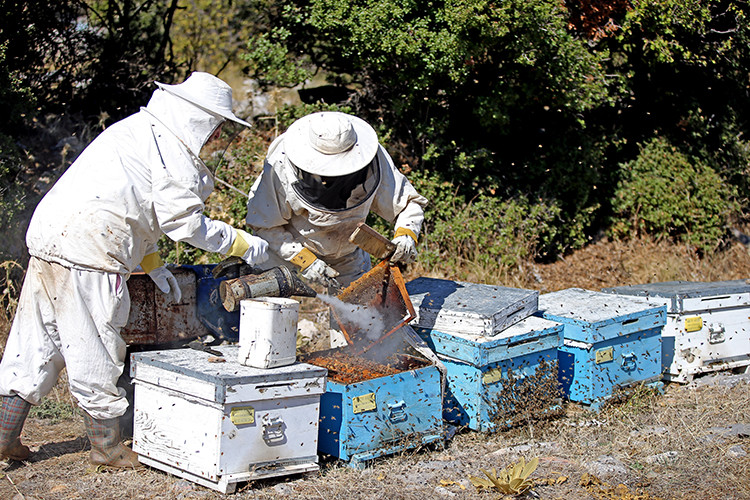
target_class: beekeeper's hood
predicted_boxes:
[284,111,381,210]
[145,71,250,155]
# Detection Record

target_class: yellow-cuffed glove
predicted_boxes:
[290,248,339,286]
[141,253,182,304]
[391,227,418,264]
[226,228,269,265]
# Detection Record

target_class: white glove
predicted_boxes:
[391,235,417,264]
[147,266,182,304]
[301,259,340,287]
[227,228,269,265]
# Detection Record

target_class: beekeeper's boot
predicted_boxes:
[82,411,141,468]
[0,395,31,461]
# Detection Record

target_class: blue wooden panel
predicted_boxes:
[317,365,442,463]
[414,316,563,365]
[558,327,663,406]
[538,288,666,343]
[440,347,560,432]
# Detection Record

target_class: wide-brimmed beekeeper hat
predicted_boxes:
[155,72,251,127]
[285,111,379,176]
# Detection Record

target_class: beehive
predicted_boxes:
[603,280,750,383]
[131,346,326,493]
[414,315,564,432]
[538,288,667,409]
[303,329,444,468]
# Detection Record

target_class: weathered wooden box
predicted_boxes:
[538,288,667,409]
[131,346,326,493]
[414,316,563,432]
[123,265,240,345]
[603,280,750,383]
[405,277,539,336]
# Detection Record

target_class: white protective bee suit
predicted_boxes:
[0,72,266,420]
[245,111,427,289]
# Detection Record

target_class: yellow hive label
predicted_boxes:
[482,367,504,385]
[352,393,377,414]
[230,406,255,425]
[684,316,703,332]
[595,347,614,364]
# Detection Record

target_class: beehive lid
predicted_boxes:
[417,315,562,366]
[538,288,664,327]
[405,277,538,336]
[131,345,326,389]
[603,280,750,313]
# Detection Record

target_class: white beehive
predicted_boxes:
[131,346,326,493]
[604,280,750,383]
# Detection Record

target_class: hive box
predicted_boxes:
[414,315,563,432]
[405,277,539,336]
[122,264,241,345]
[538,288,667,409]
[306,329,443,468]
[603,280,750,383]
[131,346,326,493]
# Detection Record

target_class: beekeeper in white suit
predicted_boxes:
[245,111,427,290]
[0,72,268,468]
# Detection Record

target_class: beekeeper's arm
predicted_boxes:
[245,160,338,285]
[371,149,428,265]
[152,173,268,265]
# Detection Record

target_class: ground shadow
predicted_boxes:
[29,436,89,463]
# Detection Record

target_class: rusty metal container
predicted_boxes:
[121,265,240,345]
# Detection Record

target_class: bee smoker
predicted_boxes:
[219,266,317,312]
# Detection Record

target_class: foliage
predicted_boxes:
[28,397,78,423]
[0,261,24,330]
[243,0,750,257]
[610,137,739,253]
[600,0,750,204]
[0,43,36,133]
[407,170,567,278]
[0,0,84,119]
[469,456,539,495]
[171,0,276,76]
[0,135,27,246]
[243,30,315,88]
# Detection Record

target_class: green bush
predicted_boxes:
[407,170,564,279]
[610,137,739,253]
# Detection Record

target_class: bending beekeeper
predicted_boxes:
[0,72,268,467]
[245,111,427,290]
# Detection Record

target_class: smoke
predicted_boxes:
[317,293,385,341]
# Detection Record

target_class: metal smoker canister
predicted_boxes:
[219,266,317,312]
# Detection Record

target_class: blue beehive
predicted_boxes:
[406,277,560,432]
[538,288,667,408]
[307,329,443,468]
[414,316,563,432]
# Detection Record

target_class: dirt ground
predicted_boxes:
[2,237,750,499]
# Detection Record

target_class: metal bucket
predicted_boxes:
[238,297,300,368]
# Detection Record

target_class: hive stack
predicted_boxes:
[304,262,444,468]
[406,277,563,431]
